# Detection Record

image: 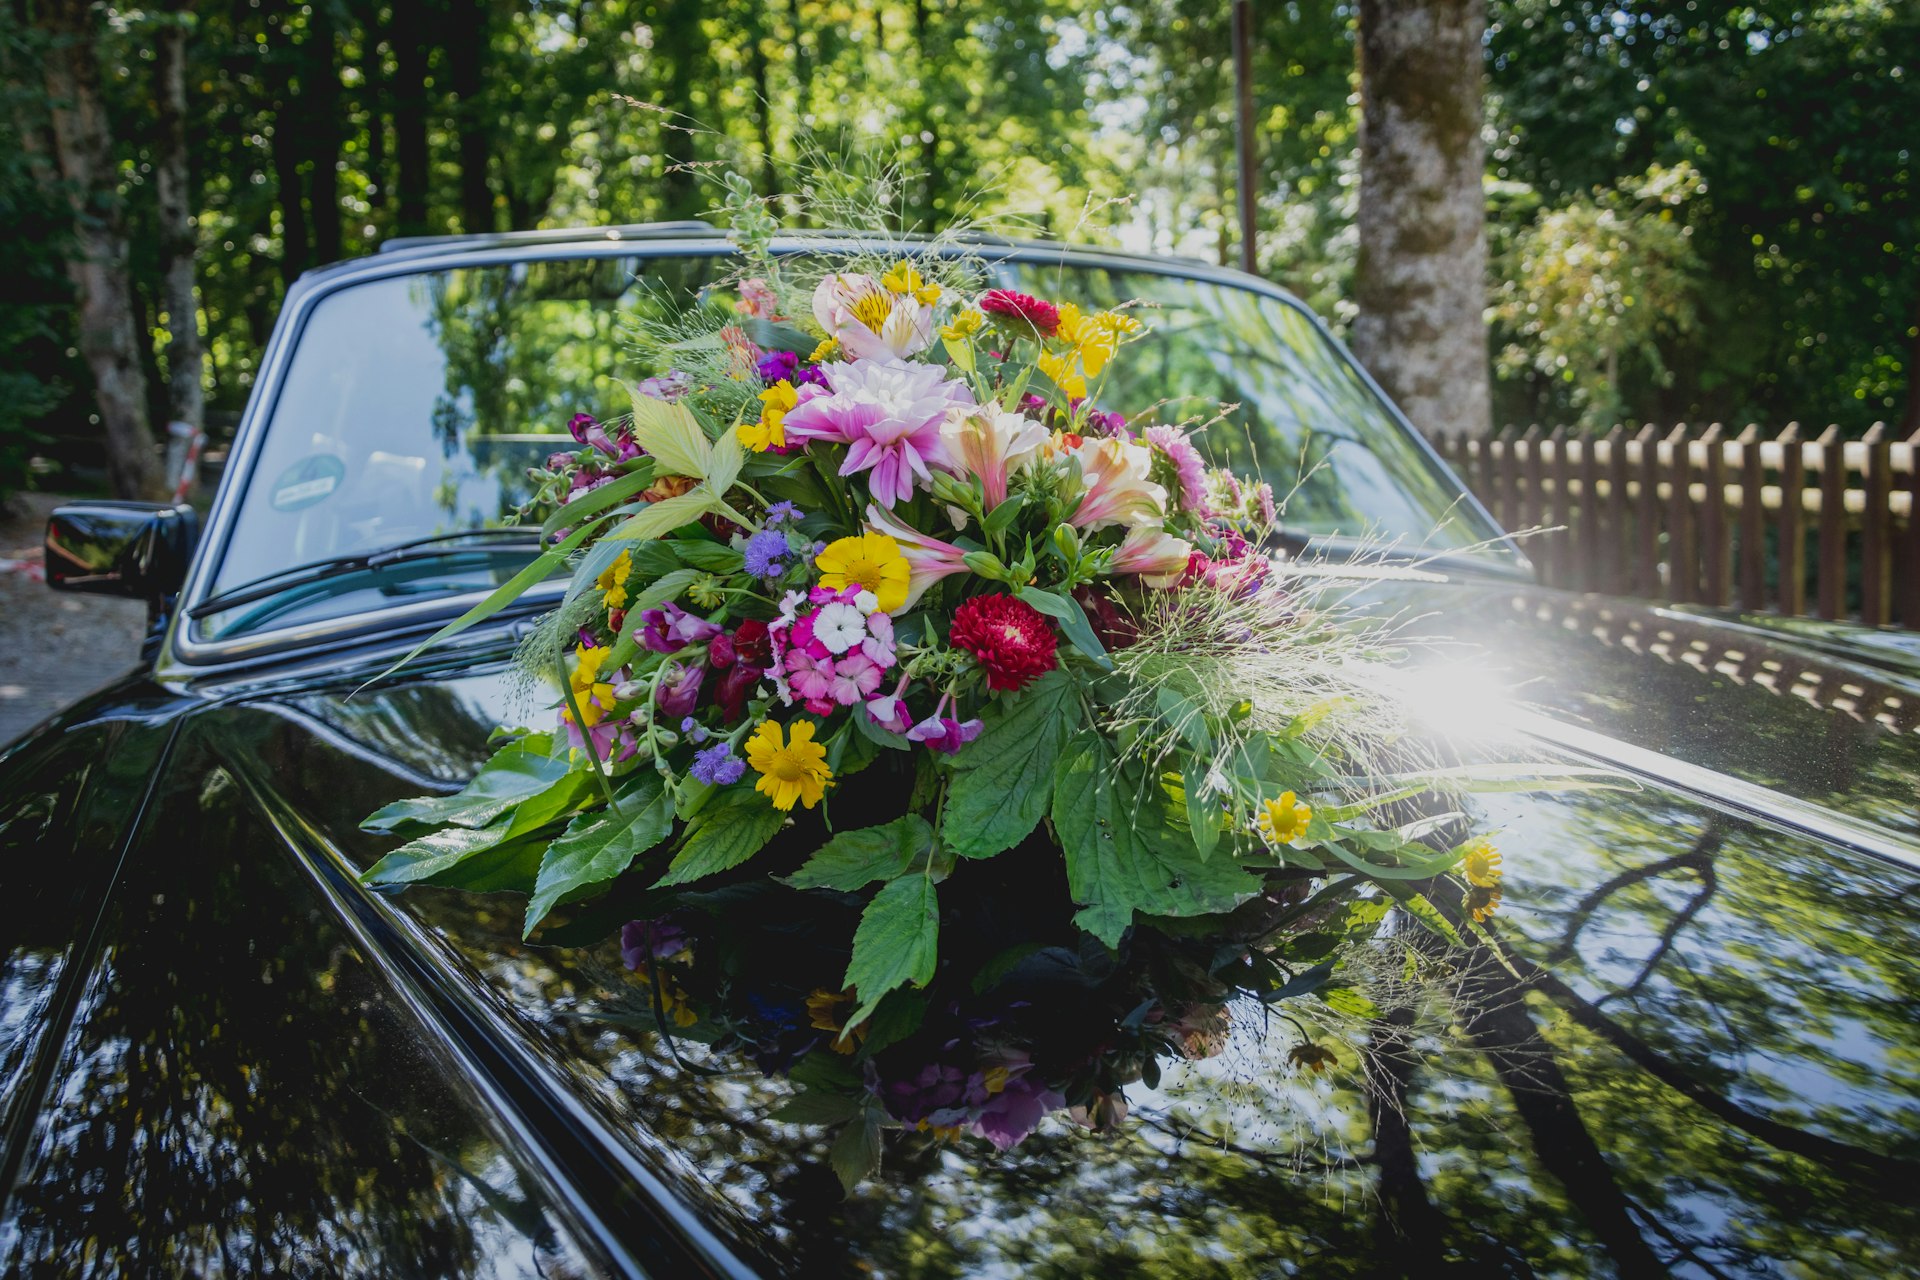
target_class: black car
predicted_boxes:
[4,227,1919,1278]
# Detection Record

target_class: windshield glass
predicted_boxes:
[198,249,1501,643]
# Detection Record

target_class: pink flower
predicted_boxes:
[863,503,970,610]
[786,649,885,715]
[907,713,984,755]
[1110,525,1194,588]
[812,274,934,361]
[734,276,781,319]
[940,405,1049,509]
[1068,437,1166,530]
[1143,425,1210,514]
[977,288,1060,340]
[782,359,974,507]
[866,674,913,733]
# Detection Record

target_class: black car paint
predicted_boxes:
[4,236,1919,1277]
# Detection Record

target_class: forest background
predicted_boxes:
[2,0,1914,500]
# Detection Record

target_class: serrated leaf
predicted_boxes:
[829,1109,883,1195]
[362,736,571,833]
[653,786,787,886]
[604,490,722,543]
[362,822,515,885]
[670,539,745,573]
[524,774,676,936]
[627,389,712,478]
[944,670,1075,858]
[843,874,940,1027]
[770,1090,862,1126]
[781,816,933,892]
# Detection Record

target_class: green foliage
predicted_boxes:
[843,873,941,1027]
[781,816,934,892]
[361,734,571,834]
[525,773,675,935]
[942,670,1077,859]
[653,785,787,887]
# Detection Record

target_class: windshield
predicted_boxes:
[197,249,1503,643]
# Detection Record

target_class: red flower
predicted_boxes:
[978,289,1061,340]
[951,594,1059,691]
[710,618,773,722]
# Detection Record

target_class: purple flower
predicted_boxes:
[620,918,690,968]
[756,349,801,383]
[969,1073,1066,1152]
[876,1063,972,1126]
[763,501,802,527]
[568,413,596,444]
[908,714,984,755]
[690,741,747,785]
[742,528,790,579]
[866,674,913,734]
[656,662,704,719]
[780,359,974,508]
[636,369,693,402]
[640,603,723,654]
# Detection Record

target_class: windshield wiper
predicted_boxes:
[188,529,543,620]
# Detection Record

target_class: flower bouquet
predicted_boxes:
[361,186,1565,1186]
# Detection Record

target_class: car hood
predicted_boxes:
[19,578,1920,1276]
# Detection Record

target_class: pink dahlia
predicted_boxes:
[782,359,974,507]
[1143,425,1210,515]
[977,289,1061,340]
[950,594,1058,692]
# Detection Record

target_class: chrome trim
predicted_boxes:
[169,231,1518,672]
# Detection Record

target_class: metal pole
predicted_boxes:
[1232,0,1259,275]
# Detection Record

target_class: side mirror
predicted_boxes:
[45,499,199,605]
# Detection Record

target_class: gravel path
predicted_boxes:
[0,493,149,748]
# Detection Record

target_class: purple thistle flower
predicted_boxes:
[742,528,791,579]
[690,741,746,785]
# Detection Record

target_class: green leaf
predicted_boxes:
[654,786,787,886]
[858,990,927,1055]
[740,318,818,354]
[1019,586,1110,667]
[1380,880,1466,946]
[769,1090,861,1126]
[944,670,1076,858]
[781,815,933,891]
[539,463,655,541]
[829,1107,884,1195]
[420,834,548,894]
[1318,986,1382,1020]
[705,424,746,497]
[1184,764,1222,860]
[843,873,940,1027]
[625,567,703,614]
[363,822,516,886]
[982,493,1027,536]
[943,334,976,374]
[671,539,745,573]
[604,490,722,543]
[362,736,571,833]
[1053,734,1261,946]
[524,774,676,936]
[627,387,712,477]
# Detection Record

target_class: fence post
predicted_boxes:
[1635,423,1662,596]
[1736,425,1766,611]
[1700,423,1730,605]
[1861,424,1892,627]
[1777,423,1807,616]
[1817,425,1847,620]
[1578,426,1603,591]
[1901,428,1920,629]
[1520,425,1544,543]
[1477,429,1503,528]
[1606,424,1630,594]
[1667,423,1697,602]
[1547,425,1571,587]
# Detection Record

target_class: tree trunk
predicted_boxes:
[656,0,703,219]
[444,0,494,234]
[270,94,311,286]
[39,0,165,500]
[305,0,343,263]
[1351,0,1492,438]
[390,0,432,237]
[154,0,206,441]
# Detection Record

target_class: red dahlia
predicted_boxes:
[977,289,1061,340]
[951,594,1059,692]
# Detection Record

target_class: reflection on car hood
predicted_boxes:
[28,580,1920,1276]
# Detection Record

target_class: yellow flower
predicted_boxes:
[938,309,985,341]
[1036,348,1087,399]
[882,259,942,305]
[805,988,868,1053]
[742,379,798,452]
[745,719,833,810]
[596,548,633,611]
[1467,884,1503,923]
[1255,791,1312,846]
[1460,838,1502,889]
[566,643,616,727]
[1287,1040,1337,1074]
[630,964,699,1028]
[807,335,840,363]
[814,532,910,613]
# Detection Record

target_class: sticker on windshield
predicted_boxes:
[268,455,345,512]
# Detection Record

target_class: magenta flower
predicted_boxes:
[655,662,704,719]
[782,359,973,508]
[640,603,723,654]
[1144,424,1210,514]
[907,711,983,755]
[866,674,913,734]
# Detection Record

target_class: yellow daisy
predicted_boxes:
[596,548,633,611]
[1460,838,1503,889]
[1255,791,1312,846]
[745,719,833,811]
[566,643,616,727]
[742,379,798,453]
[939,310,985,341]
[814,532,910,613]
[1467,884,1503,923]
[881,258,942,305]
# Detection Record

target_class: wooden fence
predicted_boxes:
[1425,423,1920,630]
